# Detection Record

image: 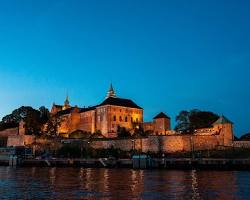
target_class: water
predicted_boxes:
[0,167,249,200]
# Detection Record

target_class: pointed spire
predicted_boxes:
[64,93,70,106]
[106,83,116,99]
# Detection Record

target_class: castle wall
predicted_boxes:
[0,127,19,137]
[143,122,154,132]
[89,124,233,153]
[153,118,171,135]
[232,141,250,148]
[7,135,35,147]
[58,114,71,134]
[78,111,95,133]
[69,108,80,132]
[95,106,109,137]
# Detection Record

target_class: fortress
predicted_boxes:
[0,84,235,152]
[48,84,234,151]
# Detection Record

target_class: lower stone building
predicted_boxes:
[143,112,171,135]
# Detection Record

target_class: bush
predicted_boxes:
[69,130,91,139]
[90,130,105,139]
[57,143,82,158]
[117,126,131,138]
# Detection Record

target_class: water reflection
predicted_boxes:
[0,167,249,200]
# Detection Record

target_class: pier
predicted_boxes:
[1,157,250,170]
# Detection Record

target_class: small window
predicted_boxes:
[119,116,122,122]
[113,116,116,121]
[125,116,128,122]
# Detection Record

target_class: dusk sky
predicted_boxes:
[0,0,249,136]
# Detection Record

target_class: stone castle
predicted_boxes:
[0,84,235,152]
[49,84,233,147]
[50,84,143,138]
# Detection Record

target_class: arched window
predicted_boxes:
[113,115,116,121]
[119,116,122,122]
[125,116,128,122]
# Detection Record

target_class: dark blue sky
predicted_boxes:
[0,0,249,136]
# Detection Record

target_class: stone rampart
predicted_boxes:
[7,135,35,147]
[90,128,232,153]
[233,141,250,148]
[0,127,18,137]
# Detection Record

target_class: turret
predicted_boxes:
[106,83,116,99]
[212,115,233,146]
[153,112,171,135]
[62,94,71,110]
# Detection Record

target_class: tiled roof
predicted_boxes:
[57,107,74,116]
[213,115,233,125]
[153,112,170,119]
[54,104,63,109]
[98,97,142,109]
[79,106,96,113]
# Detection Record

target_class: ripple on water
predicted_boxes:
[0,167,249,200]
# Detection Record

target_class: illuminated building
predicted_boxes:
[50,84,143,137]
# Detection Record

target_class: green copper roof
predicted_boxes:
[213,115,232,125]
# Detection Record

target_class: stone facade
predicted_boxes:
[233,141,250,148]
[143,112,171,135]
[90,115,234,153]
[7,135,35,147]
[0,127,19,137]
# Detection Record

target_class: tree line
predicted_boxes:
[0,106,60,136]
[0,106,222,136]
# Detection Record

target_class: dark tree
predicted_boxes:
[174,110,190,132]
[39,106,50,124]
[175,109,219,133]
[134,124,146,137]
[69,130,91,139]
[117,126,131,138]
[24,108,42,135]
[1,106,50,135]
[240,133,250,141]
[44,115,62,138]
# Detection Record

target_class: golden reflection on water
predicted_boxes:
[191,170,201,200]
[49,167,56,186]
[0,167,247,200]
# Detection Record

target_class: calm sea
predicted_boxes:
[0,167,249,200]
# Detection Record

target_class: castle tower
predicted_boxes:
[106,83,116,99]
[153,112,171,135]
[62,94,71,110]
[18,120,25,135]
[212,115,233,146]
